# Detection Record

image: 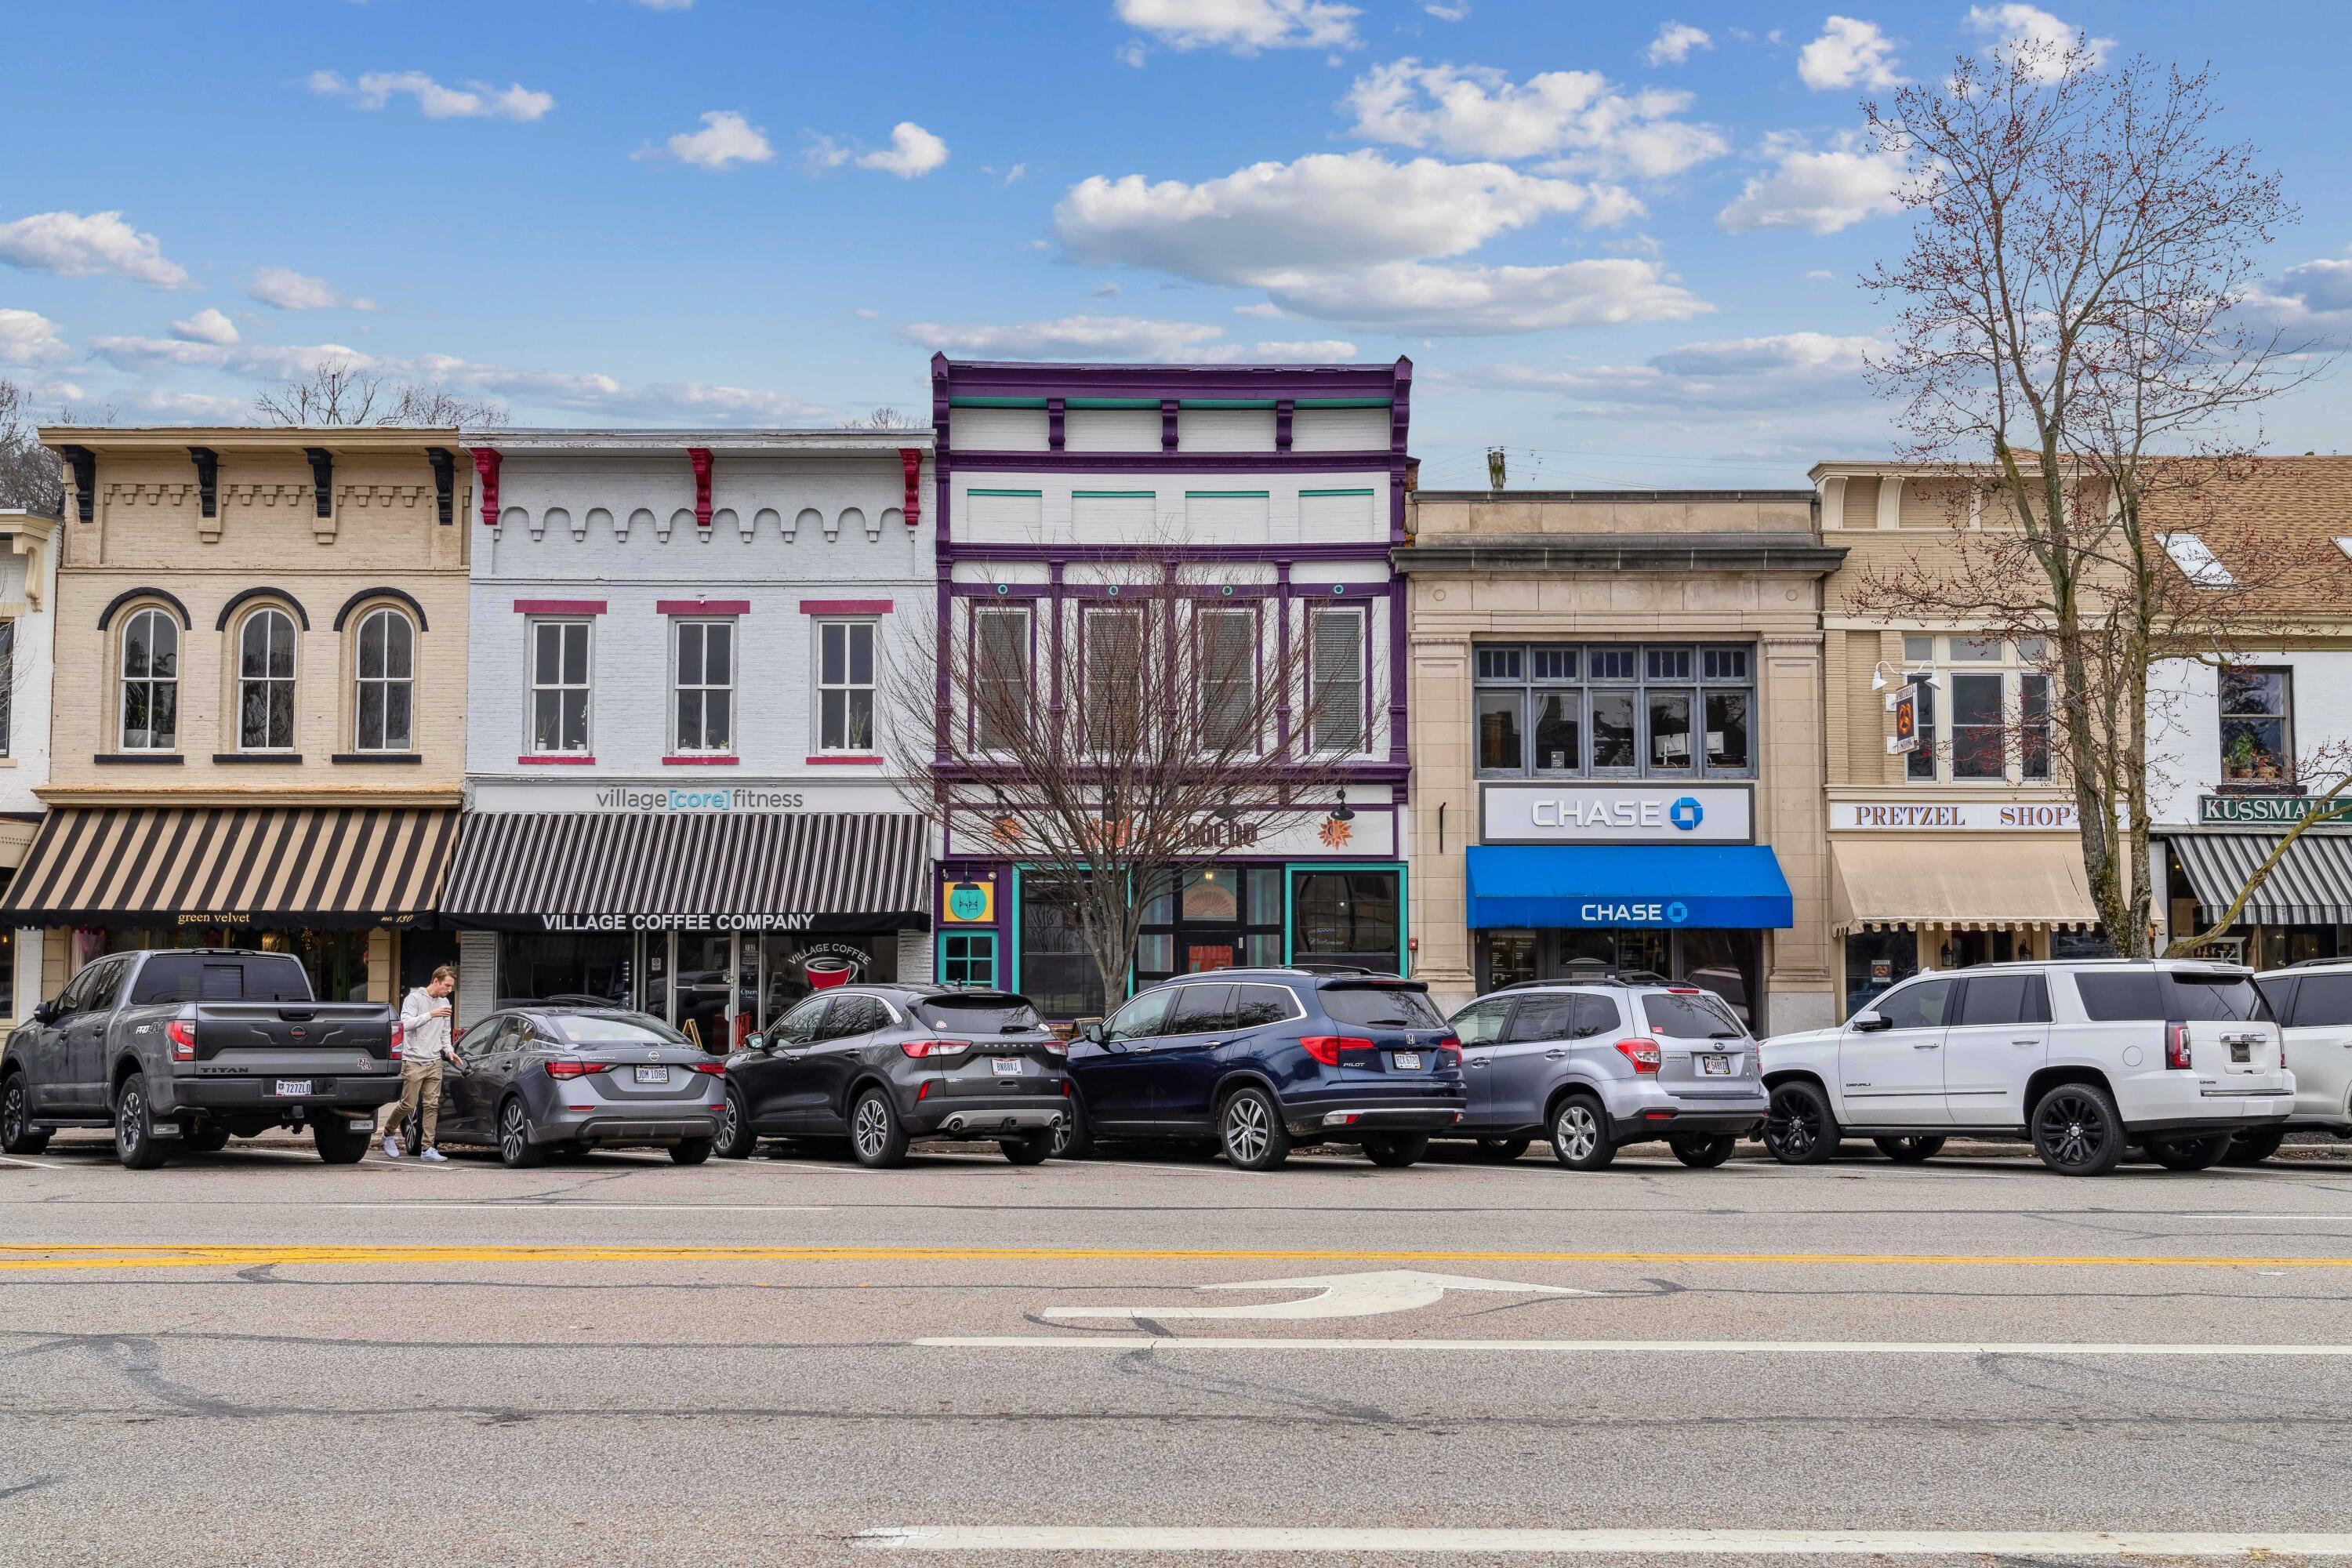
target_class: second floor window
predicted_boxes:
[530,620,591,754]
[120,607,178,751]
[1308,606,1367,754]
[974,605,1030,752]
[1475,643,1751,778]
[1902,635,2052,784]
[238,608,298,751]
[1200,606,1257,753]
[816,620,875,753]
[2220,666,2292,785]
[354,608,414,753]
[673,620,735,753]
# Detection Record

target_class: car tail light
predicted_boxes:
[1298,1035,1375,1066]
[2165,1022,2193,1070]
[1667,986,1702,995]
[388,1020,405,1061]
[165,1018,198,1062]
[1613,1037,1663,1074]
[1040,1039,1068,1057]
[690,1062,726,1076]
[901,1039,973,1058]
[544,1060,612,1080]
[1434,1034,1462,1069]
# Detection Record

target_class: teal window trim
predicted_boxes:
[1065,397,1161,410]
[949,397,1051,409]
[967,488,1045,497]
[1185,489,1272,499]
[1178,398,1279,409]
[1283,859,1410,977]
[1071,489,1156,499]
[1299,488,1376,497]
[936,929,999,989]
[1294,398,1393,409]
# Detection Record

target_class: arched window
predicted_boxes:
[120,608,179,751]
[238,608,297,751]
[354,607,414,752]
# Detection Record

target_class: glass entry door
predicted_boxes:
[673,932,739,1054]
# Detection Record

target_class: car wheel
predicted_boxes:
[2147,1132,2231,1171]
[714,1087,757,1160]
[1873,1134,1946,1163]
[1218,1086,1293,1171]
[312,1116,371,1165]
[113,1073,169,1170]
[1763,1080,1838,1166]
[850,1088,909,1169]
[1669,1134,1737,1169]
[1475,1136,1531,1163]
[1054,1092,1096,1160]
[1001,1129,1054,1166]
[2223,1127,2288,1166]
[1,1073,49,1155]
[1549,1094,1616,1171]
[1363,1133,1431,1168]
[497,1098,546,1169]
[2030,1082,2125,1176]
[670,1138,713,1166]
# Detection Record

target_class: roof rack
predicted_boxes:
[1286,961,1387,976]
[2284,956,2352,969]
[1494,970,1673,992]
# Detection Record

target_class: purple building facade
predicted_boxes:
[927,354,1414,1019]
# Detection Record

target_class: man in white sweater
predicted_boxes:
[383,966,461,1163]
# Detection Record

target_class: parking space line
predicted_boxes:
[0,1153,64,1170]
[852,1527,2352,1555]
[913,1334,2352,1356]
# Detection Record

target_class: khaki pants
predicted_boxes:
[380,1055,443,1149]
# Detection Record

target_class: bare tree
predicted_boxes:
[1857,33,2319,956]
[890,542,1385,1015]
[853,406,921,431]
[0,379,63,514]
[383,381,509,429]
[254,362,506,428]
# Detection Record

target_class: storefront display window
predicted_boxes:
[496,931,633,1009]
[1478,927,1760,1026]
[1020,872,1108,1021]
[1842,930,1918,1018]
[1291,869,1401,974]
[102,924,372,1003]
[753,933,890,1027]
[1474,644,1754,778]
[1137,866,1285,988]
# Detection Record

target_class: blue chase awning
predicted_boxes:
[1465,845,1795,931]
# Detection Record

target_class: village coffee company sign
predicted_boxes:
[1831,800,2080,832]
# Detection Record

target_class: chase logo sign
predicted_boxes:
[1670,797,1704,832]
[1482,782,1753,846]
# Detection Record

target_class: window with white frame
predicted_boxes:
[1199,605,1257,753]
[237,607,297,751]
[1474,643,1753,778]
[973,605,1030,753]
[119,607,179,751]
[1900,634,2053,784]
[1308,605,1367,754]
[0,619,14,757]
[529,620,591,755]
[1083,608,1142,754]
[673,619,735,754]
[354,606,414,753]
[2219,666,2292,785]
[815,620,876,753]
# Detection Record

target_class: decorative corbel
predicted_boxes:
[471,448,502,527]
[1275,399,1294,452]
[898,448,924,531]
[1160,399,1180,452]
[1047,397,1065,452]
[187,447,219,517]
[303,448,333,517]
[687,447,713,529]
[426,448,456,526]
[60,445,95,523]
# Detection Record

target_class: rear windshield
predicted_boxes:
[2074,970,2272,1023]
[1319,985,1446,1029]
[915,996,1047,1034]
[130,954,311,1006]
[554,1014,688,1046]
[1639,991,1748,1040]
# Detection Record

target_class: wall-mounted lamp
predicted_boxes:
[1870,660,1944,693]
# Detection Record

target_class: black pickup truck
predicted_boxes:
[0,949,403,1168]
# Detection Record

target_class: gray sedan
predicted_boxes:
[437,1007,726,1167]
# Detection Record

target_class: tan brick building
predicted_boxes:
[2,428,470,1003]
[1398,488,1844,1033]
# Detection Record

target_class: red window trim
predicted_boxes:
[514,599,606,615]
[518,754,597,765]
[805,754,884,765]
[656,600,751,616]
[662,754,740,766]
[800,599,892,615]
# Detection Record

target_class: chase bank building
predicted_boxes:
[1399,487,1842,1034]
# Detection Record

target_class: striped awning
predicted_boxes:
[2169,832,2352,925]
[440,811,931,933]
[0,806,457,929]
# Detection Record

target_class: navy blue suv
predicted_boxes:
[1062,969,1465,1171]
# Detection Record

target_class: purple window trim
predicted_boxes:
[800,598,894,615]
[513,598,606,615]
[1305,602,1371,758]
[519,753,597,765]
[949,583,1054,600]
[656,599,750,616]
[662,754,740,766]
[1196,601,1263,756]
[807,754,884,765]
[966,600,1037,755]
[946,541,1389,564]
[946,450,1400,474]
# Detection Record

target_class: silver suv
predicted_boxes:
[2248,960,2352,1163]
[1443,978,1767,1171]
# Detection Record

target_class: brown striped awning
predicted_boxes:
[0,807,458,929]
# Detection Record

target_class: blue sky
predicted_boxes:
[2,0,2346,488]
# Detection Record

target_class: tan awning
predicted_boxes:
[1831,837,2099,933]
[0,817,38,868]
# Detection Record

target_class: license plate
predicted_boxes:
[2230,1043,2251,1064]
[1700,1055,1732,1076]
[634,1065,670,1084]
[274,1080,313,1097]
[993,1057,1023,1077]
[1392,1051,1422,1070]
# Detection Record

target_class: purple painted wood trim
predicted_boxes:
[800,598,895,615]
[1276,398,1294,452]
[1160,400,1179,453]
[949,583,1054,599]
[948,449,1399,474]
[1048,562,1066,747]
[1049,581,1392,603]
[1276,561,1293,749]
[932,354,955,768]
[514,598,606,615]
[935,358,1408,404]
[1047,397,1065,452]
[655,599,750,615]
[944,540,1388,563]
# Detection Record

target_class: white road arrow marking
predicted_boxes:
[1042,1269,1592,1322]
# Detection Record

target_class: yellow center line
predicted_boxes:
[0,1244,2348,1272]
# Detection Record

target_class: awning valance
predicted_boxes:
[1830,837,2096,934]
[0,806,456,929]
[1465,844,1794,931]
[2169,831,2352,926]
[440,811,930,933]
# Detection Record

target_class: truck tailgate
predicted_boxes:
[189,1003,397,1066]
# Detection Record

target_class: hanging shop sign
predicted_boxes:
[1831,800,2080,832]
[1480,782,1754,846]
[2197,794,2352,828]
[942,878,996,924]
[1887,683,1922,755]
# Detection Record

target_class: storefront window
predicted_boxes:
[496,931,633,1009]
[1021,871,1109,1020]
[101,925,372,1002]
[1136,865,1286,989]
[1475,644,1753,779]
[1291,869,1401,974]
[1843,931,1918,1018]
[941,931,996,988]
[753,933,891,1027]
[1478,928,1758,1025]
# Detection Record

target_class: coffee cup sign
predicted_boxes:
[804,956,858,991]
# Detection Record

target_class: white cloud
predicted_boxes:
[1233,301,1285,318]
[0,209,193,290]
[858,122,949,179]
[906,314,1231,360]
[651,111,775,170]
[1805,268,1838,281]
[0,309,69,366]
[308,69,554,122]
[1463,330,1884,418]
[1425,2,1469,18]
[1343,59,1727,177]
[1716,134,1909,234]
[1964,5,2111,77]
[2243,251,2352,347]
[633,0,692,8]
[1249,339,1358,359]
[1115,0,1359,54]
[1797,16,1904,90]
[1645,23,1711,67]
[169,307,239,346]
[1240,257,1708,335]
[246,266,379,312]
[114,387,250,423]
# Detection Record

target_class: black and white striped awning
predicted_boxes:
[2169,832,2352,925]
[440,812,931,932]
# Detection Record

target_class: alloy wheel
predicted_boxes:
[2,1080,24,1145]
[2034,1090,2107,1171]
[118,1090,143,1157]
[1555,1103,1599,1163]
[721,1095,740,1147]
[854,1098,891,1160]
[499,1102,527,1164]
[1769,1096,1820,1158]
[1224,1095,1270,1165]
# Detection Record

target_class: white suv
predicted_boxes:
[1758,960,2292,1176]
[2246,962,2352,1163]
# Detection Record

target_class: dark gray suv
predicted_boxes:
[715,985,1069,1167]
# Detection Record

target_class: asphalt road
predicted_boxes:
[4,1133,2352,1566]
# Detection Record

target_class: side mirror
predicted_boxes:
[1849,1009,1891,1033]
[745,1032,768,1054]
[30,1001,54,1025]
[1079,1021,1105,1044]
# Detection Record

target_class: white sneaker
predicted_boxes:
[419,1148,449,1164]
[382,1136,403,1160]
